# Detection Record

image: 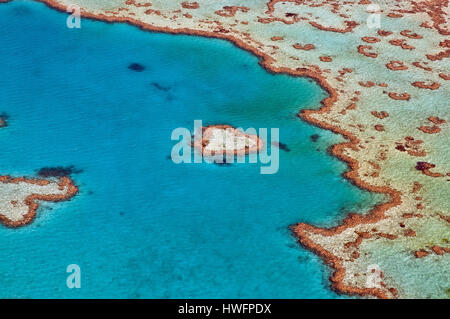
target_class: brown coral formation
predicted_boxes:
[395,137,426,157]
[415,162,444,178]
[417,116,446,134]
[359,81,375,87]
[309,20,359,33]
[319,56,332,62]
[428,116,446,125]
[270,36,283,41]
[414,246,450,258]
[357,45,378,58]
[411,81,440,90]
[426,49,450,61]
[412,61,432,71]
[181,1,199,9]
[389,39,415,50]
[215,6,249,17]
[371,111,389,119]
[361,36,380,43]
[377,30,392,37]
[400,30,422,39]
[414,249,429,258]
[387,12,403,18]
[125,0,151,8]
[418,125,441,134]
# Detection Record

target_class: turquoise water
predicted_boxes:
[0,0,381,298]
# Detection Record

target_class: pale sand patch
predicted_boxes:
[195,125,263,156]
[0,176,78,226]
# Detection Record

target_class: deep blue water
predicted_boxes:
[0,0,382,298]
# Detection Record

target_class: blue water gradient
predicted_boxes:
[0,0,382,298]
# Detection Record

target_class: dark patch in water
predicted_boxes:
[151,82,171,92]
[214,162,232,167]
[37,165,83,178]
[272,141,290,152]
[215,163,232,167]
[278,142,290,152]
[310,134,320,142]
[128,63,145,72]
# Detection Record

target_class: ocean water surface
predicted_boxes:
[0,0,382,298]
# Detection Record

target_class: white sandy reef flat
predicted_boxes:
[193,125,263,156]
[0,176,78,227]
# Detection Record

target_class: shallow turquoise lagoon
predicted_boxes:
[0,1,381,298]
